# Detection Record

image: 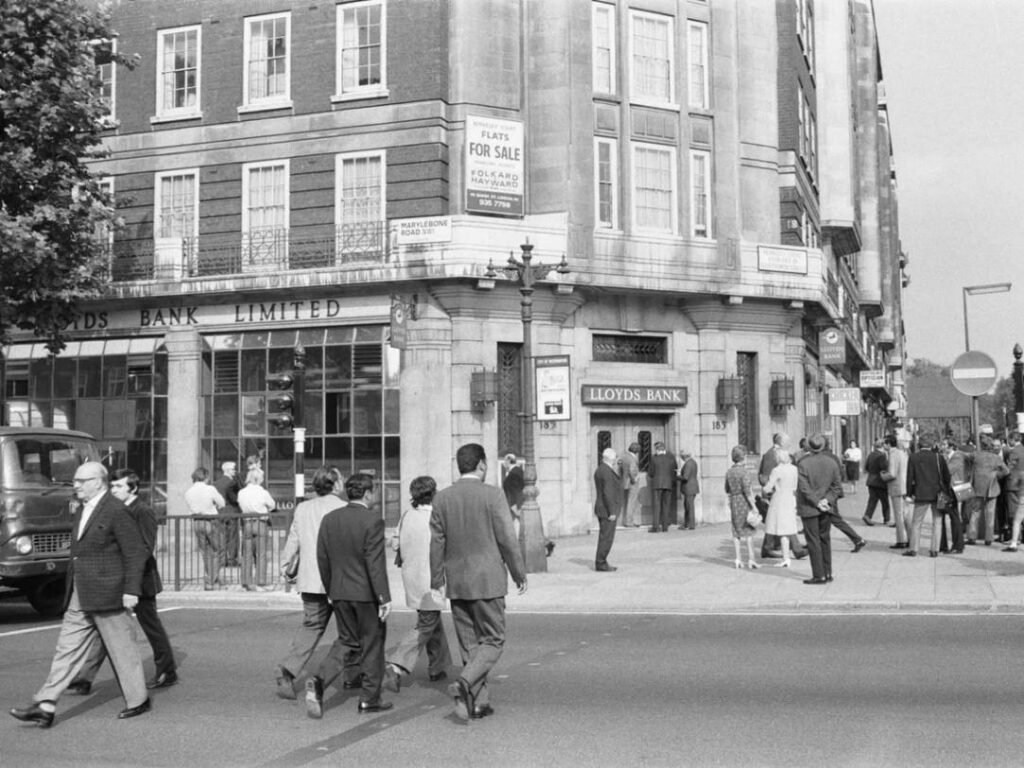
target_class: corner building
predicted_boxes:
[2,0,907,530]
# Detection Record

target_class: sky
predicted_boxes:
[873,0,1024,372]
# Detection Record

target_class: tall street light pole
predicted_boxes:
[496,239,569,574]
[962,282,1012,444]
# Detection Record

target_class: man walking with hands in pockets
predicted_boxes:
[430,443,527,721]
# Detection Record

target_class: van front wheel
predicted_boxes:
[26,577,66,617]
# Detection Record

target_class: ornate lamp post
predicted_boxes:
[487,239,569,573]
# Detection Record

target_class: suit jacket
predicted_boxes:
[619,451,640,490]
[758,447,780,488]
[430,476,526,600]
[67,491,148,612]
[796,452,843,519]
[680,457,700,496]
[593,462,622,520]
[864,449,890,489]
[316,501,390,605]
[886,448,908,496]
[282,494,346,594]
[970,448,1008,498]
[906,450,951,503]
[214,474,240,514]
[649,453,677,490]
[126,497,162,597]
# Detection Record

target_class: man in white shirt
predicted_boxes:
[184,467,225,590]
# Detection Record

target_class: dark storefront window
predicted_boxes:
[497,342,523,457]
[736,351,759,454]
[2,338,169,514]
[202,325,401,523]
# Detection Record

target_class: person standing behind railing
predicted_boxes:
[238,468,275,591]
[184,467,225,591]
[214,462,241,567]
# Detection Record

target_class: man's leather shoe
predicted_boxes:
[383,666,401,693]
[595,564,617,572]
[852,540,866,553]
[428,671,448,682]
[951,548,964,554]
[357,700,394,713]
[117,698,151,720]
[902,550,918,557]
[889,543,907,549]
[861,516,874,526]
[471,703,495,719]
[447,677,474,721]
[825,575,834,582]
[276,670,296,700]
[146,670,178,690]
[66,680,92,696]
[803,577,827,585]
[10,702,54,728]
[305,676,324,719]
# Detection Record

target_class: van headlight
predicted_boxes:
[14,536,33,555]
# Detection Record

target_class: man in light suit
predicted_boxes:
[66,468,178,694]
[10,462,150,728]
[648,442,677,533]
[430,443,527,721]
[305,473,392,717]
[797,434,844,585]
[678,449,700,530]
[619,442,641,527]
[593,447,620,571]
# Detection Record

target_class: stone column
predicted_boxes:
[163,327,203,518]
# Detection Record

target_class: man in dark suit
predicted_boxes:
[905,437,952,556]
[677,449,700,530]
[10,462,150,728]
[648,442,677,533]
[215,461,241,567]
[430,443,527,721]
[66,468,178,694]
[593,447,620,571]
[305,473,392,717]
[862,439,892,525]
[796,435,844,585]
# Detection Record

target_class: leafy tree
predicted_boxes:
[0,0,134,352]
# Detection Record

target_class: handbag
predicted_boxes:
[880,470,895,483]
[745,508,761,528]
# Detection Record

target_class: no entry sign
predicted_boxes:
[950,350,999,397]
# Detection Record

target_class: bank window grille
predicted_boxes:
[592,334,666,364]
[497,343,523,457]
[638,431,652,473]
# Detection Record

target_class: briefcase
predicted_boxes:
[952,481,974,502]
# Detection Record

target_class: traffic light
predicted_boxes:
[266,371,298,430]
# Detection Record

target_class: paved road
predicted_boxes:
[4,606,1024,768]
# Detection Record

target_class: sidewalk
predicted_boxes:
[160,515,1024,615]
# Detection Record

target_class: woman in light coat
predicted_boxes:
[763,450,799,567]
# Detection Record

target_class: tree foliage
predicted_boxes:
[0,0,133,352]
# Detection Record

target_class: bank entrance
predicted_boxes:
[589,414,669,527]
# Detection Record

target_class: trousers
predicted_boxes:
[802,513,832,580]
[387,609,452,677]
[279,592,333,678]
[450,597,506,708]
[73,594,175,684]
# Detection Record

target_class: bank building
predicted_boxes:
[2,0,908,532]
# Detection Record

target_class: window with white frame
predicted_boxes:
[630,11,674,106]
[243,162,289,233]
[94,38,116,120]
[797,0,815,74]
[244,13,290,108]
[336,151,385,254]
[156,26,201,118]
[690,149,712,238]
[96,177,114,248]
[687,21,709,110]
[155,171,198,240]
[592,3,616,95]
[335,1,386,98]
[632,143,676,233]
[594,138,618,229]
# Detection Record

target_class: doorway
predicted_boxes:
[589,414,669,526]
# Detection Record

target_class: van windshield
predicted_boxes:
[1,436,101,488]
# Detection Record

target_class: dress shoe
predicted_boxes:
[861,516,874,527]
[803,577,827,585]
[117,698,151,720]
[929,551,939,558]
[951,548,964,554]
[471,703,495,719]
[429,671,448,682]
[852,539,866,553]
[66,680,92,696]
[902,550,918,557]
[305,676,324,719]
[357,700,394,713]
[146,670,178,690]
[595,564,617,572]
[383,665,401,693]
[545,541,556,557]
[10,702,55,728]
[985,540,993,546]
[276,669,296,700]
[825,575,834,582]
[447,677,475,722]
[1003,545,1019,553]
[889,543,907,549]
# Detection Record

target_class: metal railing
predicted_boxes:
[154,513,294,592]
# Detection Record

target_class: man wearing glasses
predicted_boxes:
[10,462,150,728]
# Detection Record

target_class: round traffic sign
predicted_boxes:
[949,350,999,397]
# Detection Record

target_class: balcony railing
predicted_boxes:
[106,222,389,282]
